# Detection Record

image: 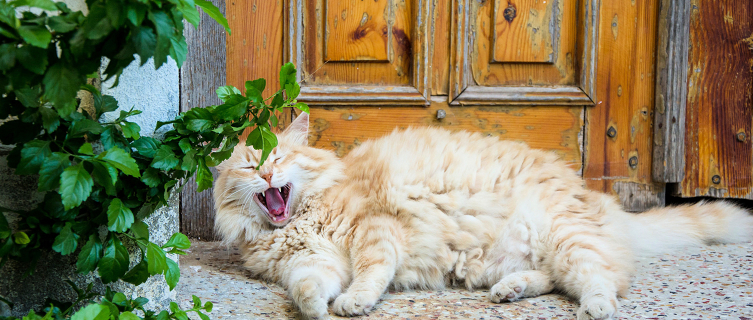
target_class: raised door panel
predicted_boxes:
[450,0,598,106]
[288,0,430,105]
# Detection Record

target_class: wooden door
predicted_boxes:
[653,0,753,200]
[181,0,671,239]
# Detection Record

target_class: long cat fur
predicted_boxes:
[213,113,753,320]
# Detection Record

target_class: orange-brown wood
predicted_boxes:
[473,0,578,86]
[226,0,284,97]
[431,0,451,95]
[302,0,414,86]
[324,0,389,61]
[584,0,662,209]
[680,0,753,199]
[300,105,583,168]
[492,0,553,63]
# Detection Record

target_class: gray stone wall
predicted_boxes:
[0,56,181,316]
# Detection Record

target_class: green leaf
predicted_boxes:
[279,62,297,90]
[44,63,81,108]
[78,143,94,156]
[169,37,188,68]
[204,301,213,312]
[126,3,146,25]
[119,312,140,320]
[0,212,10,239]
[70,304,110,320]
[192,295,201,308]
[100,95,118,114]
[247,126,277,166]
[18,25,51,48]
[246,78,266,93]
[285,83,300,100]
[181,150,197,171]
[178,138,192,154]
[122,259,149,286]
[52,223,80,255]
[196,0,231,34]
[151,145,179,170]
[215,97,250,121]
[130,221,149,240]
[186,119,213,132]
[141,168,161,188]
[165,258,179,290]
[121,121,141,139]
[39,106,60,133]
[38,152,70,192]
[293,102,309,113]
[77,234,102,274]
[13,231,30,244]
[14,0,57,11]
[101,147,141,177]
[47,15,77,33]
[270,92,284,108]
[98,235,129,283]
[148,11,174,69]
[106,0,125,28]
[16,140,51,175]
[107,199,134,233]
[162,232,190,249]
[196,158,213,192]
[146,242,167,275]
[131,26,157,64]
[197,311,210,320]
[216,86,241,102]
[0,44,16,71]
[132,136,160,158]
[177,2,201,26]
[90,161,117,196]
[59,163,94,210]
[69,119,104,138]
[16,44,47,74]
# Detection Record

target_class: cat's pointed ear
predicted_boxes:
[281,112,309,146]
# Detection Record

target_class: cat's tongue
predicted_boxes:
[264,188,286,219]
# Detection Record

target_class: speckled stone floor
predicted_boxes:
[176,241,753,320]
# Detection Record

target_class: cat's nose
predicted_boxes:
[261,173,273,184]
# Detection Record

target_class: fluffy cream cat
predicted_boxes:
[213,113,753,320]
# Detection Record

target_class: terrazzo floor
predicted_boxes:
[176,241,753,319]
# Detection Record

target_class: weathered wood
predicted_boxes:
[430,0,451,95]
[288,0,431,104]
[653,0,691,183]
[449,0,595,105]
[324,0,389,61]
[300,105,584,169]
[180,0,226,240]
[299,86,428,105]
[492,0,554,63]
[584,0,664,212]
[451,86,594,106]
[679,0,753,200]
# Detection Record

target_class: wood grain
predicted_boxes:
[180,0,226,240]
[680,0,753,199]
[301,104,584,169]
[451,86,594,106]
[583,0,663,211]
[324,0,389,61]
[431,0,451,94]
[653,0,691,183]
[492,0,553,63]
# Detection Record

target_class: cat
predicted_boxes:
[213,112,753,320]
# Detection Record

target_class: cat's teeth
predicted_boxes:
[278,187,282,193]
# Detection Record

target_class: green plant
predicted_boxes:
[0,0,308,318]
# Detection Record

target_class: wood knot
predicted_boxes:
[711,175,721,184]
[503,4,516,22]
[628,156,638,169]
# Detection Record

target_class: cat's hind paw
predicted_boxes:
[332,292,377,317]
[577,295,616,320]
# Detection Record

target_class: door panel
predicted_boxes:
[449,0,597,106]
[289,0,430,105]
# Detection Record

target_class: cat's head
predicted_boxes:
[213,113,344,244]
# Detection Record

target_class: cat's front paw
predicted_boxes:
[332,292,377,317]
[291,278,330,319]
[490,276,527,303]
[577,295,616,320]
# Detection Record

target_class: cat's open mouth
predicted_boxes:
[253,183,292,224]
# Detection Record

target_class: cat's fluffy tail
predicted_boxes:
[604,199,753,257]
